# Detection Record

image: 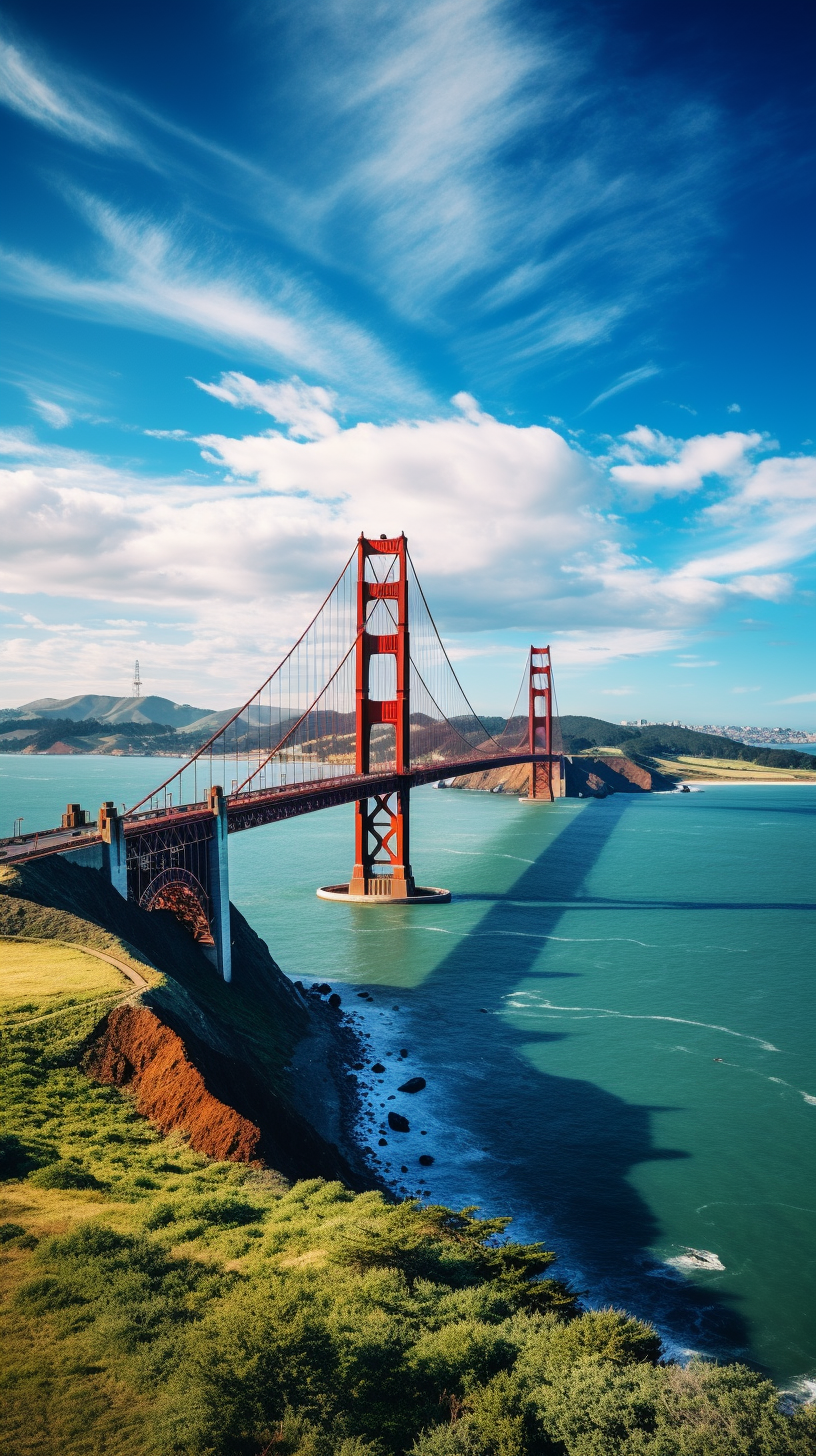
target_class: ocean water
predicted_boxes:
[2,755,815,1388]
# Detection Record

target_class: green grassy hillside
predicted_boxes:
[558,716,816,772]
[2,859,813,1455]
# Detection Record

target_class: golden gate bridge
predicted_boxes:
[1,535,563,982]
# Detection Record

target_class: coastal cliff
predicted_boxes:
[451,754,675,796]
[0,855,368,1188]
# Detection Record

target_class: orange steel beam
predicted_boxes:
[350,533,415,898]
[528,645,555,800]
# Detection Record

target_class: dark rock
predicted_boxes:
[328,993,341,1008]
[387,1112,410,1133]
[378,1138,387,1146]
[317,983,332,995]
[352,1062,364,1070]
[294,981,304,991]
[371,1062,386,1073]
[357,991,369,998]
[400,1165,408,1173]
[397,1076,426,1094]
[399,1049,408,1057]
[419,1154,434,1166]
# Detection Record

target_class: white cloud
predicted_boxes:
[610,428,764,496]
[0,36,133,151]
[0,6,734,401]
[0,195,427,410]
[192,372,340,440]
[30,397,71,429]
[776,692,816,704]
[549,629,682,668]
[585,365,660,412]
[0,410,813,702]
[727,403,741,413]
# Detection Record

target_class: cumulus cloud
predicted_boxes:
[0,406,812,702]
[192,372,340,440]
[610,427,764,496]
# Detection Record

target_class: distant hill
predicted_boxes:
[10,694,231,736]
[557,715,635,750]
[558,714,816,772]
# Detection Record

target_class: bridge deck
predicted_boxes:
[0,753,557,864]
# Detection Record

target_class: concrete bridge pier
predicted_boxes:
[205,786,232,983]
[98,803,127,898]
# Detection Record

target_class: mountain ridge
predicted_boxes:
[12,694,231,735]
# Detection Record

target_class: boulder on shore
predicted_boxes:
[388,1111,410,1132]
[398,1076,426,1094]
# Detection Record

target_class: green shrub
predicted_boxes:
[0,1221,26,1242]
[28,1159,101,1190]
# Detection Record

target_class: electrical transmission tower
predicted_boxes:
[132,660,142,698]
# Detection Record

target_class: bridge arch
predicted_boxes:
[139,867,213,945]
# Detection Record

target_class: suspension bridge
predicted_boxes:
[1,535,564,982]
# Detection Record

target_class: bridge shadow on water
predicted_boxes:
[407,795,753,1366]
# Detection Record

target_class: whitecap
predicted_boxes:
[501,997,782,1052]
[666,1248,725,1273]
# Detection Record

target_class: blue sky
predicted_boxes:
[1,0,814,722]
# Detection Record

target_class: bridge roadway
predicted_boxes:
[0,751,557,866]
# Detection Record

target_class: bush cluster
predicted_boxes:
[3,973,814,1455]
[9,1190,815,1456]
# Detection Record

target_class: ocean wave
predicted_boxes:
[501,995,782,1052]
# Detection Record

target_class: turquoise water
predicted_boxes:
[2,756,815,1388]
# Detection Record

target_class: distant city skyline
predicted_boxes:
[1,1,813,722]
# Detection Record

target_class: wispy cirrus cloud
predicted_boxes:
[253,0,728,374]
[0,194,427,410]
[0,35,133,151]
[585,365,660,412]
[0,4,734,399]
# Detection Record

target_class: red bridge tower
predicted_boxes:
[525,646,563,800]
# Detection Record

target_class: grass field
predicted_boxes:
[0,938,134,1007]
[653,754,816,783]
[572,747,816,782]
